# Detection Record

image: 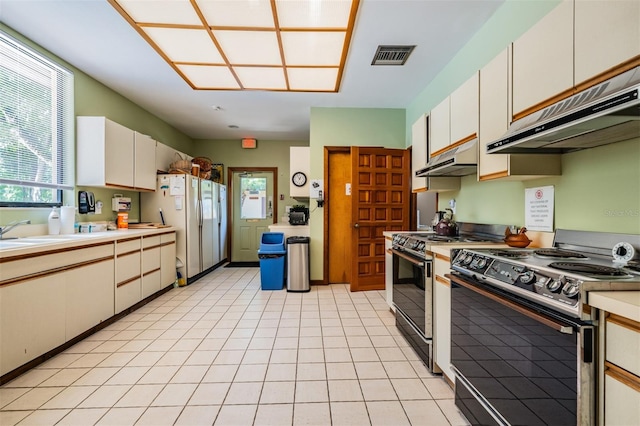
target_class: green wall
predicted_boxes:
[450,138,640,234]
[402,0,639,237]
[0,23,194,226]
[308,107,406,280]
[192,139,310,222]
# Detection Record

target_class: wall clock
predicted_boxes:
[292,171,307,187]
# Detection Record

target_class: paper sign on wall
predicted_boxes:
[525,186,554,232]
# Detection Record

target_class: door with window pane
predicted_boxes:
[231,170,275,262]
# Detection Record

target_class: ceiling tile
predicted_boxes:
[177,64,240,89]
[282,31,345,66]
[196,0,275,28]
[117,0,202,25]
[234,66,287,90]
[214,30,282,65]
[288,67,338,91]
[276,0,353,28]
[143,27,224,63]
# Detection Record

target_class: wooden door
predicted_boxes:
[350,147,410,291]
[328,150,352,283]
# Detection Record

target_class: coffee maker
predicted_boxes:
[289,206,309,225]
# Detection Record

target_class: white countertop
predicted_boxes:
[0,227,175,258]
[589,291,640,323]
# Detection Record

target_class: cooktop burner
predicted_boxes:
[490,249,530,259]
[534,248,589,259]
[549,262,632,278]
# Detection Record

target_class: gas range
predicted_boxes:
[451,229,640,318]
[391,223,508,258]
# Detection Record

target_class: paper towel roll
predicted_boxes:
[60,206,75,234]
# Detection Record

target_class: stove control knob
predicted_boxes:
[476,258,487,269]
[456,254,466,264]
[463,255,473,265]
[547,279,563,292]
[519,271,535,284]
[562,281,580,298]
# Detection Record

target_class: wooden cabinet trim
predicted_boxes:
[435,253,450,262]
[143,268,161,277]
[160,241,176,248]
[479,170,509,181]
[575,55,640,93]
[117,276,141,288]
[608,313,640,333]
[605,361,640,392]
[0,241,113,264]
[117,237,141,243]
[117,250,141,258]
[430,133,477,158]
[143,244,163,251]
[0,256,114,287]
[106,183,136,190]
[512,87,576,122]
[435,275,450,286]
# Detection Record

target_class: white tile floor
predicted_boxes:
[0,266,469,425]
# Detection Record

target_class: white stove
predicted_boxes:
[451,229,640,318]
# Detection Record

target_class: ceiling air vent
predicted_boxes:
[371,45,415,66]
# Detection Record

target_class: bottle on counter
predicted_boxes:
[48,207,60,235]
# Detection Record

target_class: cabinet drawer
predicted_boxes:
[161,232,176,244]
[605,367,640,426]
[143,235,161,249]
[142,269,161,299]
[116,238,141,255]
[116,252,141,284]
[606,315,640,377]
[434,254,451,282]
[142,246,161,274]
[115,277,141,314]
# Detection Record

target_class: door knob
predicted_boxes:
[354,223,359,228]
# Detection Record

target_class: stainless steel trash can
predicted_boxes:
[286,236,310,292]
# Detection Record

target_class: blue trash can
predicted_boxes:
[258,232,286,290]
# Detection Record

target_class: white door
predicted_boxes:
[231,171,274,262]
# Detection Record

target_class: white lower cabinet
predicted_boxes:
[603,314,640,426]
[384,235,394,311]
[433,250,454,382]
[0,274,66,375]
[160,233,177,287]
[65,259,115,340]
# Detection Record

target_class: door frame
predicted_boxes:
[323,146,351,285]
[227,167,278,262]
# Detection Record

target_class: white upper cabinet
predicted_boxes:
[479,48,561,181]
[574,0,640,87]
[77,116,135,188]
[77,117,158,191]
[411,114,428,192]
[290,146,310,198]
[430,97,450,157]
[479,48,510,179]
[512,0,574,119]
[155,141,192,173]
[134,132,157,191]
[449,71,479,145]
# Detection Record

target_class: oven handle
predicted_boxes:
[391,248,424,267]
[447,273,575,335]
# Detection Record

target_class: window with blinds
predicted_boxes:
[0,31,74,207]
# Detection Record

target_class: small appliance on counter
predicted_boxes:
[78,191,95,214]
[112,195,131,212]
[288,206,309,225]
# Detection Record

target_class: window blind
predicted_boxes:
[0,30,74,205]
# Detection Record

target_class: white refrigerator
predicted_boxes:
[141,174,219,282]
[219,184,228,262]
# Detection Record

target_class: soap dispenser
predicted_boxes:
[48,207,60,235]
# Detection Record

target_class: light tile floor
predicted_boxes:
[0,266,469,425]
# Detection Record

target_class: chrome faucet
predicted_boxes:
[0,220,31,239]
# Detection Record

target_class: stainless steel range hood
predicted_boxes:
[487,66,640,155]
[416,139,477,177]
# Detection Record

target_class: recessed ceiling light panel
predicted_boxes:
[109,0,361,92]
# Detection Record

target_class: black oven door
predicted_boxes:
[449,273,594,426]
[391,248,428,335]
